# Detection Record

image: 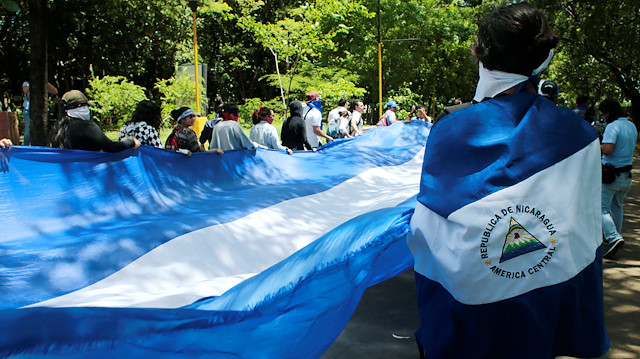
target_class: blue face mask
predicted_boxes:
[308,100,323,114]
[67,106,91,121]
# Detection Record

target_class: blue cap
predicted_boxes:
[22,81,29,87]
[386,100,398,108]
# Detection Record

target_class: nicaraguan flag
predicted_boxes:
[0,121,428,358]
[408,93,609,359]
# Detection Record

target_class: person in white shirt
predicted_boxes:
[210,103,263,152]
[350,99,365,136]
[303,91,333,148]
[250,107,292,154]
[327,98,349,129]
[337,110,353,138]
[407,104,433,129]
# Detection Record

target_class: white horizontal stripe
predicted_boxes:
[409,140,602,305]
[30,148,425,309]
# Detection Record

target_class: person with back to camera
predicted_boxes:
[281,100,315,151]
[119,100,163,148]
[337,110,353,138]
[407,3,609,359]
[599,98,637,259]
[303,92,333,148]
[51,90,140,152]
[165,106,223,155]
[250,106,292,154]
[210,103,264,152]
[327,98,349,130]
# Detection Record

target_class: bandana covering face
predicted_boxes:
[259,114,274,124]
[473,49,554,102]
[66,106,91,121]
[307,99,323,114]
[177,109,194,123]
[221,112,239,122]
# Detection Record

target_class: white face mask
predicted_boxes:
[66,106,91,121]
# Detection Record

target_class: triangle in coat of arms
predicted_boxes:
[499,217,547,263]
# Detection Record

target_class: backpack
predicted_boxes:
[165,125,190,150]
[327,117,340,138]
[377,113,391,127]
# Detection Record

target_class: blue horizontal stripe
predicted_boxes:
[417,94,596,218]
[414,247,608,359]
[0,122,428,308]
[0,203,415,358]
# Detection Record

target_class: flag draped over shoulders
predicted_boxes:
[0,121,428,358]
[408,93,609,359]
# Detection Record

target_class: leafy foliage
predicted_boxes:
[532,0,640,121]
[6,0,640,133]
[86,71,148,130]
[154,71,204,125]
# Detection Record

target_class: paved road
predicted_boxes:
[324,150,640,359]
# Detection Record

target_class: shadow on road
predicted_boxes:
[325,148,640,359]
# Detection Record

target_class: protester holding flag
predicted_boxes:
[281,100,314,151]
[119,100,163,148]
[250,106,292,154]
[303,91,333,148]
[408,3,609,358]
[210,103,263,152]
[51,90,140,152]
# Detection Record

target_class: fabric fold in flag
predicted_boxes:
[0,121,429,358]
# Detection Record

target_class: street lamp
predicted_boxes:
[188,0,201,114]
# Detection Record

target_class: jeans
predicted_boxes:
[23,110,30,146]
[602,171,632,243]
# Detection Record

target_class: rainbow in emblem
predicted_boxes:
[500,217,547,263]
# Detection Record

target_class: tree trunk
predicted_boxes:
[270,48,286,112]
[27,0,49,146]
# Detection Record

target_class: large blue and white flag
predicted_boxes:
[408,93,609,358]
[0,121,429,358]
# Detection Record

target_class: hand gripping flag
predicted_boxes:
[0,121,427,358]
[408,93,609,359]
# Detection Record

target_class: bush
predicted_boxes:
[87,71,148,130]
[155,70,206,128]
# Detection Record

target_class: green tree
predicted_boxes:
[87,71,148,129]
[155,70,205,125]
[533,0,640,122]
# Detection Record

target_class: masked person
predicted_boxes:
[51,90,140,151]
[407,3,609,358]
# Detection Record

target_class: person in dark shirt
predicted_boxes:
[281,100,314,151]
[51,90,140,151]
[166,107,223,155]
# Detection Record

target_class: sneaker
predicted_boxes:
[604,238,624,259]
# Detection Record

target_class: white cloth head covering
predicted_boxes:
[473,49,554,102]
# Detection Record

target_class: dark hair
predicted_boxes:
[598,99,625,121]
[252,107,273,125]
[131,100,161,128]
[337,98,347,107]
[576,95,589,105]
[171,106,191,122]
[352,99,363,110]
[471,3,558,75]
[338,110,349,117]
[221,103,239,115]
